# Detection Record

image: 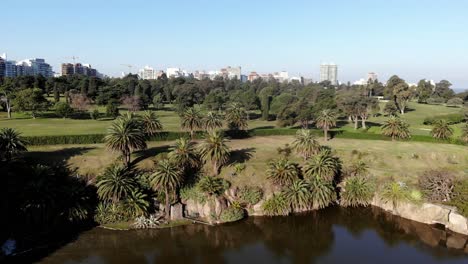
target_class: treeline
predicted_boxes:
[1,74,467,126]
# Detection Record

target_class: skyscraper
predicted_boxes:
[319,63,338,85]
[0,57,5,77]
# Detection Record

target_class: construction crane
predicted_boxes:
[120,64,134,75]
[65,56,80,64]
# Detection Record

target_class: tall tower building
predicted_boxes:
[319,63,338,85]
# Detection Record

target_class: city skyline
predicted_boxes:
[3,0,468,89]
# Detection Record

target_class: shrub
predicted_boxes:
[426,97,445,105]
[447,179,468,217]
[380,181,411,209]
[446,97,464,107]
[94,202,131,224]
[106,103,119,118]
[237,186,263,207]
[308,177,337,209]
[220,206,245,223]
[180,185,207,204]
[262,193,290,216]
[423,113,464,125]
[383,101,399,116]
[418,169,454,202]
[339,176,375,207]
[54,102,74,118]
[90,109,100,120]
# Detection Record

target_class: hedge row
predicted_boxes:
[423,113,465,125]
[22,128,466,146]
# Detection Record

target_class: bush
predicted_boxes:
[446,97,464,107]
[219,206,245,223]
[339,176,375,207]
[262,193,290,216]
[423,113,464,125]
[418,169,454,202]
[446,179,468,217]
[106,103,119,118]
[426,97,445,105]
[383,101,399,116]
[90,109,100,120]
[180,185,207,204]
[54,102,74,118]
[237,186,263,207]
[380,181,411,209]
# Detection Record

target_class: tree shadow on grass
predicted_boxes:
[227,147,256,166]
[132,145,172,165]
[25,147,96,168]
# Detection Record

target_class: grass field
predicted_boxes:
[0,101,465,137]
[26,136,468,193]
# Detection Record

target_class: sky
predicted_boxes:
[2,0,468,90]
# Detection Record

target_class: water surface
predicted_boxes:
[38,207,468,264]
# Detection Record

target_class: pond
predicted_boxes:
[36,207,467,264]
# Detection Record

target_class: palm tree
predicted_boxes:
[104,115,147,166]
[123,190,150,217]
[225,103,248,131]
[197,175,226,197]
[431,119,453,140]
[180,107,203,139]
[292,129,320,160]
[380,181,411,212]
[141,110,163,137]
[203,111,223,131]
[381,116,411,141]
[339,176,374,207]
[0,128,27,162]
[303,149,340,182]
[315,109,337,141]
[283,180,312,212]
[168,137,199,169]
[266,158,300,187]
[151,159,183,219]
[309,177,337,209]
[198,130,231,176]
[96,164,137,203]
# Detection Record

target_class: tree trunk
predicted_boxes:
[324,128,328,141]
[213,160,218,176]
[361,118,367,129]
[165,188,171,220]
[400,108,404,115]
[354,118,358,130]
[6,103,11,119]
[348,116,352,123]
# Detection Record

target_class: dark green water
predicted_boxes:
[37,207,467,264]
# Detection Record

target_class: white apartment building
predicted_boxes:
[320,63,338,85]
[138,66,156,80]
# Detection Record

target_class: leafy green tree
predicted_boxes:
[198,130,231,176]
[383,101,399,116]
[151,159,183,219]
[434,80,454,101]
[197,175,227,197]
[381,116,411,141]
[315,109,337,141]
[152,94,164,109]
[385,75,412,114]
[140,111,163,137]
[461,123,468,144]
[168,137,200,169]
[259,87,275,120]
[96,164,137,203]
[104,114,147,166]
[0,83,14,118]
[303,149,341,182]
[13,88,49,118]
[180,107,203,139]
[203,90,226,111]
[431,119,453,140]
[357,97,379,129]
[292,129,320,160]
[203,111,223,131]
[283,180,312,212]
[0,128,27,162]
[267,158,300,187]
[106,102,120,118]
[416,79,434,103]
[54,102,74,118]
[446,97,464,107]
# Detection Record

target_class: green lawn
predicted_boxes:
[27,136,468,193]
[0,101,465,137]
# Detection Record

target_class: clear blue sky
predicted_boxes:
[3,0,468,89]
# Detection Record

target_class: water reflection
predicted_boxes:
[38,207,467,264]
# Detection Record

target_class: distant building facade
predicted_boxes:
[61,62,98,77]
[138,66,157,80]
[320,63,338,85]
[367,72,378,82]
[0,54,53,78]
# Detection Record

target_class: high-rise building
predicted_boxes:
[0,57,5,77]
[61,62,98,77]
[138,66,156,80]
[319,63,338,85]
[61,63,74,76]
